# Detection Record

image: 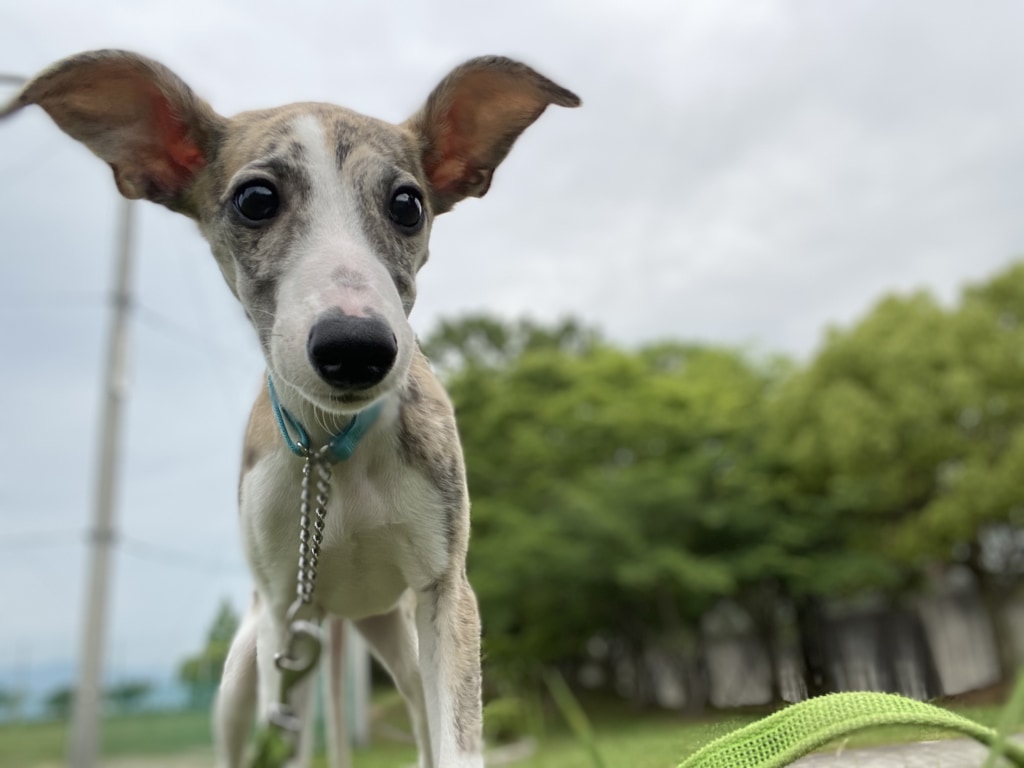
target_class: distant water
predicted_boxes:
[0,662,192,722]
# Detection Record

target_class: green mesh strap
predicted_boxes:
[249,726,295,768]
[677,692,1024,768]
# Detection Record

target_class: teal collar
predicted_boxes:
[267,374,384,463]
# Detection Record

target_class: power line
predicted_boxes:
[0,534,81,554]
[0,527,246,573]
[132,303,256,374]
[167,231,257,411]
[0,290,107,309]
[0,290,255,373]
[119,535,246,574]
[0,528,82,543]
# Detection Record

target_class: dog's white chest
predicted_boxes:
[240,446,448,619]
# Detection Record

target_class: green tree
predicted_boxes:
[762,290,969,691]
[765,291,955,593]
[430,267,1024,702]
[105,680,152,713]
[0,687,24,721]
[895,264,1024,674]
[898,265,1024,560]
[179,599,239,707]
[766,263,1024,684]
[430,317,786,705]
[44,686,73,720]
[423,314,599,377]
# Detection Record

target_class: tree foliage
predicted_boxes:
[769,267,1024,592]
[178,599,240,705]
[425,261,1024,693]
[0,687,24,721]
[430,320,786,685]
[105,680,153,712]
[44,686,73,720]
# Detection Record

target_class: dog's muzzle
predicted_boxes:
[307,309,397,390]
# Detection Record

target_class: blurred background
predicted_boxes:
[3,1,1024,765]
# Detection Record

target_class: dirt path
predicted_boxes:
[35,752,213,768]
[44,735,1023,767]
[793,734,1023,767]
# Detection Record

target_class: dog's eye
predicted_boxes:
[233,182,279,223]
[388,188,424,232]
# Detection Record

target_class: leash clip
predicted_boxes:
[251,605,324,767]
[274,598,324,701]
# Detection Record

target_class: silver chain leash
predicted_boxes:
[254,376,383,767]
[296,448,331,604]
[252,445,334,767]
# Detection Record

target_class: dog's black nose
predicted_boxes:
[307,311,397,390]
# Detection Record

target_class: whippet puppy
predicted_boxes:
[2,51,578,767]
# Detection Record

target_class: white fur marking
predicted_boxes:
[268,115,414,416]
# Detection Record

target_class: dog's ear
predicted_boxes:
[406,57,580,214]
[1,50,224,215]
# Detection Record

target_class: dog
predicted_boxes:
[2,50,578,767]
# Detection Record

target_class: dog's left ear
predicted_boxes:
[406,56,580,214]
[1,50,225,215]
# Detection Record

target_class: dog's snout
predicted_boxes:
[307,310,397,390]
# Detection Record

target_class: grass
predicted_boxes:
[341,702,1015,768]
[340,691,1017,768]
[498,712,759,768]
[0,693,1017,768]
[524,702,1013,768]
[337,707,760,768]
[0,710,211,767]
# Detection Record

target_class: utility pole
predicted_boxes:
[68,198,135,767]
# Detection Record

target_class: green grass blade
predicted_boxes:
[983,669,1024,768]
[543,669,608,768]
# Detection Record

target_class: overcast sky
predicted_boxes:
[2,1,1024,684]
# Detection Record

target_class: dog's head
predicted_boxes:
[2,51,578,415]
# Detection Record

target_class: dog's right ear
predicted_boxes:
[1,50,224,215]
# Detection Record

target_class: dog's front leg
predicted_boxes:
[416,572,484,768]
[255,604,318,766]
[214,597,260,767]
